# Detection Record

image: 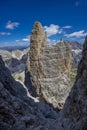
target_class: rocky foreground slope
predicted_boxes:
[25,22,72,109]
[0,55,59,130]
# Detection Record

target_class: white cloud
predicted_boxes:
[16,35,30,43]
[0,32,11,35]
[6,21,20,30]
[63,26,72,29]
[64,30,87,38]
[22,35,30,42]
[44,24,62,37]
[44,24,72,37]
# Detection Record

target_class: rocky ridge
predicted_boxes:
[0,55,59,130]
[25,22,72,109]
[49,35,87,130]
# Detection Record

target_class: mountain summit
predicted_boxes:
[25,22,72,109]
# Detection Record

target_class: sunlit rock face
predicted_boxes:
[50,36,87,130]
[25,22,72,109]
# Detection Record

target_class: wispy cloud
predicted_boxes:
[22,35,30,42]
[15,40,20,42]
[64,30,87,38]
[0,32,11,36]
[16,35,30,43]
[63,26,72,29]
[6,21,20,30]
[44,24,63,37]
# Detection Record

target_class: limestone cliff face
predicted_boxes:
[29,22,47,92]
[30,22,47,61]
[50,36,87,129]
[25,22,72,109]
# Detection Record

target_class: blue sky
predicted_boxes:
[0,0,87,46]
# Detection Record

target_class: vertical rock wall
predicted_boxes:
[25,22,72,109]
[50,36,87,129]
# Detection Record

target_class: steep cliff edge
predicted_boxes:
[0,55,59,130]
[50,35,87,130]
[25,22,72,109]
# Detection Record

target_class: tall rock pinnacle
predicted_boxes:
[25,22,72,109]
[29,22,48,93]
[30,22,47,61]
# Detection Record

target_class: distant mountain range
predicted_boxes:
[0,45,29,51]
[0,40,83,69]
[66,40,83,50]
[0,40,83,51]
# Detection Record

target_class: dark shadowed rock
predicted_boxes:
[0,55,59,130]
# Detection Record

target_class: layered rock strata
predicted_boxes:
[25,22,72,109]
[50,35,87,130]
